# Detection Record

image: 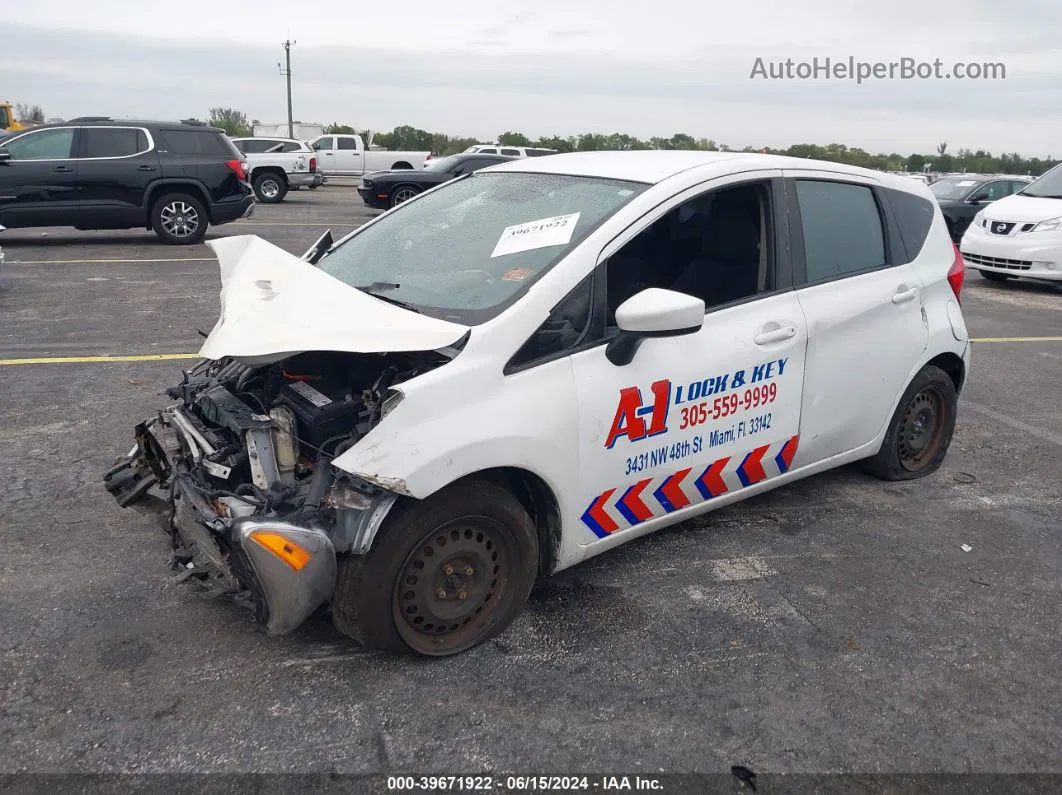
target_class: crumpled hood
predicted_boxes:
[983,194,1062,224]
[198,235,469,365]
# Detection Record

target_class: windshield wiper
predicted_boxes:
[353,282,422,314]
[354,281,400,292]
[1022,193,1062,199]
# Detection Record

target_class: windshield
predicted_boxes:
[1021,163,1062,198]
[930,178,980,200]
[318,171,647,324]
[424,155,459,172]
[0,107,8,128]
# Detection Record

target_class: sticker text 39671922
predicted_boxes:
[605,357,789,474]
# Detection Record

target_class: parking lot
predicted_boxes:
[1,182,1060,779]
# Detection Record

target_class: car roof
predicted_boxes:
[22,118,225,132]
[483,150,908,185]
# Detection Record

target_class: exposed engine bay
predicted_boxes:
[104,348,452,634]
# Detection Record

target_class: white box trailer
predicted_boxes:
[252,122,326,140]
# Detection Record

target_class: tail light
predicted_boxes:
[947,242,965,302]
[309,156,317,172]
[226,159,248,181]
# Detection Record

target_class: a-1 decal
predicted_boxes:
[604,358,788,450]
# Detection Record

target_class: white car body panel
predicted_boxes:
[198,236,469,365]
[204,151,970,574]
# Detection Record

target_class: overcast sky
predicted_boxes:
[3,0,1060,157]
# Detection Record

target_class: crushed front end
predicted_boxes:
[104,350,445,635]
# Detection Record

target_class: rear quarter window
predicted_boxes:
[157,130,238,157]
[883,187,936,261]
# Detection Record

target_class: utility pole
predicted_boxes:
[279,40,295,138]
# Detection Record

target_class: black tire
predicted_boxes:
[862,364,958,481]
[150,192,208,245]
[389,185,421,208]
[252,172,288,203]
[979,269,1011,282]
[332,479,538,657]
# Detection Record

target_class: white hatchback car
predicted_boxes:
[105,151,971,657]
[959,162,1062,283]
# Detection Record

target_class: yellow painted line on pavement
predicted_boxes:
[0,353,200,366]
[971,336,1062,343]
[13,257,215,265]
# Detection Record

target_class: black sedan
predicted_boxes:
[930,174,1032,242]
[357,153,519,209]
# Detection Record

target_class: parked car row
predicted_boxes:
[956,162,1062,284]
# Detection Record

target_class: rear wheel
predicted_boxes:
[390,185,421,208]
[253,172,288,203]
[862,364,958,481]
[979,269,1011,282]
[150,193,207,245]
[332,479,538,656]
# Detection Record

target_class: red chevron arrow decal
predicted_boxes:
[617,478,654,524]
[585,488,619,536]
[655,467,692,512]
[695,456,730,499]
[737,444,770,487]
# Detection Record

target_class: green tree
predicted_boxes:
[498,131,532,146]
[208,107,250,136]
[325,122,355,134]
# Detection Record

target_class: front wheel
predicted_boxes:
[332,479,539,656]
[862,364,958,481]
[979,269,1011,282]
[390,185,421,208]
[151,193,208,245]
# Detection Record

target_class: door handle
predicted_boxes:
[754,325,797,345]
[892,286,919,304]
[137,165,156,171]
[53,165,73,172]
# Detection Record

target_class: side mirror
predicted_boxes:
[968,192,991,203]
[605,288,705,366]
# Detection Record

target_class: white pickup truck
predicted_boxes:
[230,137,323,203]
[307,134,431,176]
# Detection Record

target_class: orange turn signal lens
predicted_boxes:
[249,531,311,571]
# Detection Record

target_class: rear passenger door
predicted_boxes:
[76,125,159,226]
[784,171,929,463]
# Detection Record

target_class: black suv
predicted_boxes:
[0,117,254,244]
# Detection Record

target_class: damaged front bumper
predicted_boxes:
[104,403,397,635]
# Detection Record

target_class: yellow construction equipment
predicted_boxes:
[0,101,32,133]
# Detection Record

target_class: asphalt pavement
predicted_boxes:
[1,184,1060,783]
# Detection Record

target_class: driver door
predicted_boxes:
[568,172,809,550]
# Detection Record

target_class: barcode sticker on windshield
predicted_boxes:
[956,180,976,186]
[490,212,581,258]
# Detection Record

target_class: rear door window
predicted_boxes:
[500,148,521,156]
[337,137,359,150]
[794,180,887,284]
[157,130,237,157]
[80,127,149,158]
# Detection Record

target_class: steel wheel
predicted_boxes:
[259,178,280,199]
[897,386,946,472]
[159,201,200,240]
[391,187,420,207]
[392,516,516,655]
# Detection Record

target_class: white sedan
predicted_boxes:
[105,151,972,657]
